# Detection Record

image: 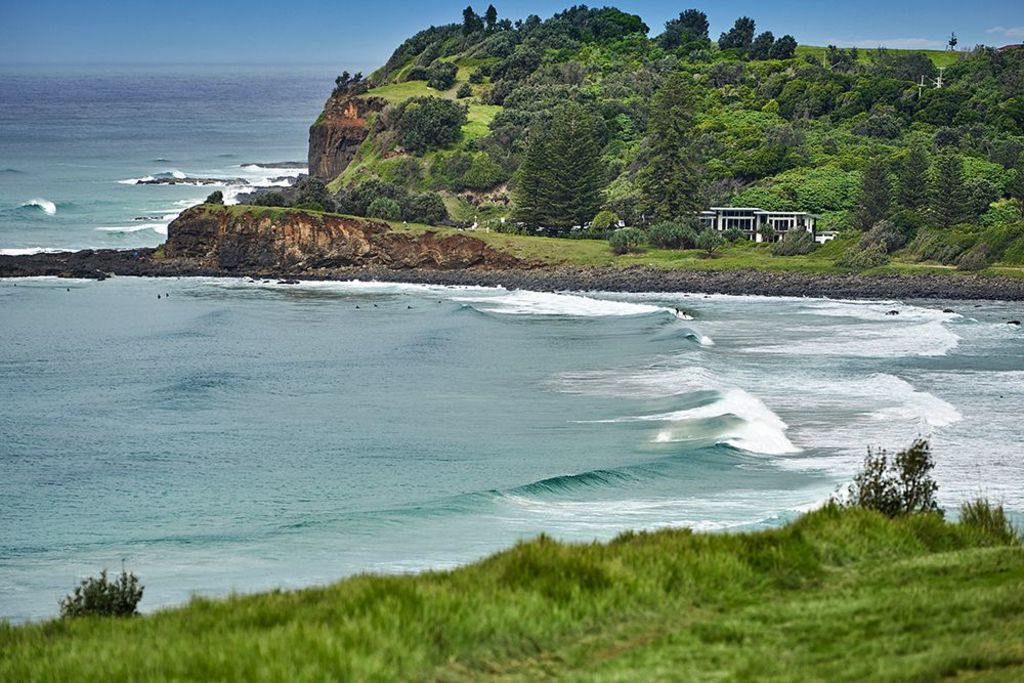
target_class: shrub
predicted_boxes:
[773,228,817,255]
[392,97,468,153]
[697,229,725,256]
[408,192,448,224]
[845,439,940,518]
[647,221,697,249]
[426,62,458,90]
[462,153,505,190]
[367,197,403,221]
[722,227,746,242]
[252,191,288,207]
[59,568,143,618]
[457,83,473,99]
[609,227,644,254]
[859,219,906,253]
[957,246,990,271]
[590,210,619,232]
[205,190,224,205]
[959,499,1020,544]
[837,242,890,269]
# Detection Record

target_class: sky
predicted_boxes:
[1,0,1022,67]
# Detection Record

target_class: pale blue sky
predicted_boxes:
[1,1,1022,66]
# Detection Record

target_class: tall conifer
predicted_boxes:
[898,146,929,210]
[638,72,704,223]
[856,159,892,230]
[930,154,969,227]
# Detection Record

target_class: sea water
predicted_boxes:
[1,277,1022,622]
[0,63,334,253]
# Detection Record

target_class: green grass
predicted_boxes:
[796,44,963,68]
[2,504,1021,681]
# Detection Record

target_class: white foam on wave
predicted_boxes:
[0,247,69,256]
[559,364,722,399]
[586,388,800,456]
[95,223,168,236]
[20,198,57,215]
[750,300,960,358]
[453,290,667,317]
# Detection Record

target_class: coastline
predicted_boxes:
[5,247,1024,302]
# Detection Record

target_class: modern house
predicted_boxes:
[698,207,818,243]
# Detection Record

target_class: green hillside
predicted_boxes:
[282,6,1024,273]
[2,504,1022,681]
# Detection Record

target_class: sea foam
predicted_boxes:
[20,199,57,215]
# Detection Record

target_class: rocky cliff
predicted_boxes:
[308,95,386,181]
[164,205,521,272]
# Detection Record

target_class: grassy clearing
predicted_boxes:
[2,504,1021,681]
[795,44,964,68]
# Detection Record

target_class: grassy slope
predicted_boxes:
[2,505,1022,681]
[388,221,1024,278]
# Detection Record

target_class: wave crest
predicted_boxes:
[20,198,56,215]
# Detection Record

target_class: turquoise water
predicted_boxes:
[0,64,332,253]
[2,276,1022,621]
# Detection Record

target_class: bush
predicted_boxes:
[367,197,403,221]
[590,210,619,232]
[609,227,644,254]
[408,192,448,224]
[859,219,906,253]
[959,499,1020,544]
[392,97,468,153]
[647,221,697,249]
[772,228,817,255]
[845,439,940,518]
[957,246,990,271]
[205,190,224,205]
[457,83,473,99]
[837,242,890,269]
[697,229,725,256]
[426,62,458,90]
[60,568,143,618]
[722,227,745,242]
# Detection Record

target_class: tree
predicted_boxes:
[462,6,484,35]
[426,62,457,90]
[609,227,644,254]
[60,567,143,618]
[718,17,755,51]
[408,193,449,224]
[697,229,724,256]
[1009,163,1024,219]
[367,197,402,221]
[638,72,705,222]
[948,32,958,51]
[392,97,467,153]
[930,154,969,227]
[513,104,604,228]
[660,9,709,51]
[856,159,892,230]
[484,4,498,32]
[769,35,798,59]
[749,31,775,60]
[205,190,224,205]
[845,439,939,518]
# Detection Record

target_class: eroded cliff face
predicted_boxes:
[165,206,522,272]
[308,95,386,181]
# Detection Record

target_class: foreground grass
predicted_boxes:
[2,505,1022,681]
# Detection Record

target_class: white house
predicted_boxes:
[698,207,818,243]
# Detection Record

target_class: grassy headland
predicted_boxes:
[2,504,1021,681]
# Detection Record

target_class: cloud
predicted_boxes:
[987,26,1024,39]
[828,37,946,50]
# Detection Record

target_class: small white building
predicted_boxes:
[698,207,818,243]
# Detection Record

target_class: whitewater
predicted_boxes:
[2,277,1022,623]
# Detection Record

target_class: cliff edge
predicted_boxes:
[164,205,522,271]
[308,95,386,181]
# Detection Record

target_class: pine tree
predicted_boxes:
[856,159,892,230]
[485,5,498,32]
[512,123,551,227]
[898,146,930,210]
[638,72,704,223]
[930,154,969,227]
[513,105,604,229]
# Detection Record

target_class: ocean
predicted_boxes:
[1,66,1023,623]
[0,63,334,254]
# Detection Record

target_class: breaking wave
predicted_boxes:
[453,290,671,318]
[19,199,57,215]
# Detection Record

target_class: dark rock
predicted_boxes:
[886,310,900,316]
[1009,320,1021,326]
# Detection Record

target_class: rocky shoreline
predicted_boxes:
[4,247,1024,302]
